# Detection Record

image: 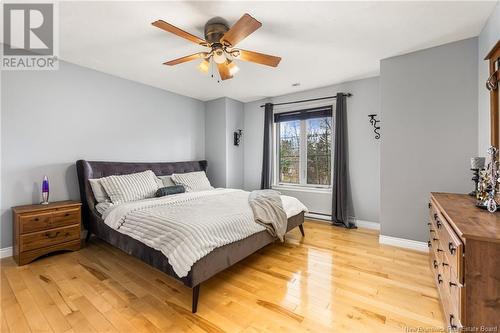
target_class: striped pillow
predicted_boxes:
[100,170,160,204]
[171,171,213,192]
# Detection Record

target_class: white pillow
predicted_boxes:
[89,179,110,203]
[95,201,113,215]
[157,175,176,187]
[100,170,160,204]
[171,171,213,192]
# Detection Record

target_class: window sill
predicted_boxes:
[272,184,332,194]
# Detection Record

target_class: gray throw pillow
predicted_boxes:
[155,185,186,197]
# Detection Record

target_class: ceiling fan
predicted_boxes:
[151,14,281,81]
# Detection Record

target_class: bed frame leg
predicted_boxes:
[192,285,200,313]
[299,224,305,237]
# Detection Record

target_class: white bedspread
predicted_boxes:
[103,188,307,278]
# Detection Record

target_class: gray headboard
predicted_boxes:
[76,160,208,232]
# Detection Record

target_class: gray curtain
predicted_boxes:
[260,103,273,189]
[332,93,354,228]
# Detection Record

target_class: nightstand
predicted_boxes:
[12,200,82,265]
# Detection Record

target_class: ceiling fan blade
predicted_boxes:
[152,20,207,45]
[236,49,281,67]
[217,62,233,81]
[163,53,207,66]
[221,14,262,47]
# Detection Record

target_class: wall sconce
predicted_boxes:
[368,114,380,139]
[234,129,243,146]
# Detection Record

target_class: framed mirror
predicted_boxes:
[486,40,500,149]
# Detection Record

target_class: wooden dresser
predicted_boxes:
[12,200,82,265]
[429,193,500,330]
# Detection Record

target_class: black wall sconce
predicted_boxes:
[368,114,380,139]
[234,129,243,146]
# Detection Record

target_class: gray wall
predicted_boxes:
[478,2,500,154]
[1,61,205,248]
[243,77,381,223]
[226,98,244,189]
[380,38,478,242]
[204,97,244,189]
[205,98,227,188]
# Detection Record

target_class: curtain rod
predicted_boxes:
[259,93,352,108]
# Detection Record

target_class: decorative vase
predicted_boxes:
[476,147,499,213]
[41,176,49,205]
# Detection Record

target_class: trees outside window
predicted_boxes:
[277,116,332,187]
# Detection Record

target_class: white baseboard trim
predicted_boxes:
[354,219,380,230]
[379,235,428,252]
[304,214,380,230]
[0,247,13,259]
[305,212,330,221]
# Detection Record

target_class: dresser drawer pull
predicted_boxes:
[436,220,442,228]
[430,229,435,233]
[448,242,456,255]
[442,262,449,267]
[428,240,431,248]
[433,237,438,241]
[428,202,432,208]
[438,274,443,284]
[427,222,432,226]
[449,281,458,287]
[45,231,60,239]
[34,217,40,221]
[449,314,457,330]
[437,248,444,253]
[433,260,438,269]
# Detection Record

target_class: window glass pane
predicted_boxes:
[307,117,332,185]
[279,120,300,184]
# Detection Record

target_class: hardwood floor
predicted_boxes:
[0,220,445,332]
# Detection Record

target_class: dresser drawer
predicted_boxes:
[438,216,464,283]
[19,211,53,234]
[18,240,81,265]
[52,208,81,225]
[20,225,80,252]
[19,207,81,234]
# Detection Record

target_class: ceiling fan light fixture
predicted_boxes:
[227,61,239,76]
[213,48,226,64]
[197,59,210,73]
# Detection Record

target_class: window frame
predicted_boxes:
[272,103,334,190]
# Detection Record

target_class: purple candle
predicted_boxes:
[41,176,49,204]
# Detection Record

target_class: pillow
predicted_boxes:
[89,179,110,203]
[171,171,213,192]
[95,201,113,215]
[155,185,185,197]
[157,175,176,187]
[100,170,160,204]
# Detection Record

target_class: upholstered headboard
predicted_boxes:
[76,160,208,232]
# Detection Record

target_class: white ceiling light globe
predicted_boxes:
[213,49,226,64]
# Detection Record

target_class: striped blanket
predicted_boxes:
[103,188,307,277]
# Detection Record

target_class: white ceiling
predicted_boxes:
[58,1,497,102]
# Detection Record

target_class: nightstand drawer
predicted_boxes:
[52,208,81,225]
[20,225,80,252]
[18,240,81,265]
[19,208,81,234]
[19,212,53,233]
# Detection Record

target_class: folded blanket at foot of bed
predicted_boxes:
[248,190,288,242]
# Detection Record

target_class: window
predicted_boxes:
[274,106,333,188]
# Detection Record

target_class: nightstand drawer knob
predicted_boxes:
[45,231,60,239]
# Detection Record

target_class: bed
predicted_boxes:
[76,159,305,313]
